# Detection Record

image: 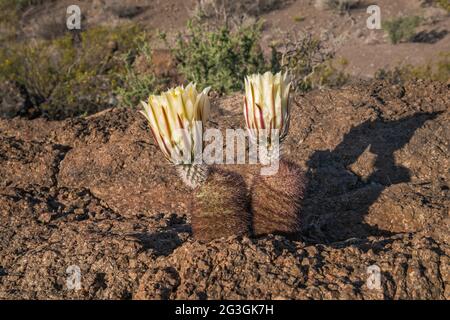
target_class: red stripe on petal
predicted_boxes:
[161,107,172,139]
[177,114,184,129]
[257,104,265,129]
[160,134,172,158]
[149,126,158,143]
[272,84,276,128]
[244,96,250,128]
[280,105,284,130]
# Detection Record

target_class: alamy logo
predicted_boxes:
[66,265,81,291]
[366,265,382,290]
[366,5,381,30]
[169,125,281,176]
[66,5,81,30]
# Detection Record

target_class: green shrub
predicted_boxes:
[270,34,348,91]
[305,58,349,89]
[0,24,146,119]
[375,52,450,83]
[435,0,450,12]
[382,16,422,44]
[114,37,170,108]
[166,19,266,93]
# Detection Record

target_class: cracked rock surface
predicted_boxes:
[0,80,448,299]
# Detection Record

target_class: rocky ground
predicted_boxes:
[0,80,448,299]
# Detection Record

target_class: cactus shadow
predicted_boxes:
[131,217,191,256]
[300,112,439,244]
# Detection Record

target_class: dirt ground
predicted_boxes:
[0,79,448,299]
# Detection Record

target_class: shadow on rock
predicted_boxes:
[132,231,184,256]
[131,215,192,256]
[301,112,439,244]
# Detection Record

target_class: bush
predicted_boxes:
[375,52,450,83]
[0,1,20,43]
[306,58,349,89]
[435,0,450,12]
[137,20,346,97]
[382,16,422,44]
[114,36,170,108]
[315,0,360,12]
[195,0,283,22]
[0,0,50,11]
[166,19,266,93]
[0,24,146,119]
[270,34,348,91]
[0,0,65,42]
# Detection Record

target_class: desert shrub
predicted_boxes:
[0,0,50,11]
[195,0,284,22]
[293,15,305,23]
[375,52,450,83]
[0,0,67,41]
[382,16,422,44]
[167,21,346,94]
[315,0,360,12]
[114,36,170,108]
[0,0,21,43]
[166,19,266,93]
[0,24,146,119]
[305,58,349,89]
[435,0,450,12]
[270,34,348,91]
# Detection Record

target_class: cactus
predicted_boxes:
[251,159,306,237]
[141,84,251,241]
[244,71,306,237]
[192,167,251,241]
[176,164,209,189]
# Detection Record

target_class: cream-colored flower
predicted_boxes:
[140,83,211,164]
[244,71,291,147]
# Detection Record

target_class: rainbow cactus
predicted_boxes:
[140,83,211,188]
[141,83,251,241]
[244,71,305,237]
[243,71,291,155]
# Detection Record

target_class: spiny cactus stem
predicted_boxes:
[251,159,306,237]
[249,139,286,164]
[176,164,209,189]
[192,167,251,241]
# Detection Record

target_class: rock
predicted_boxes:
[38,212,53,224]
[0,80,448,299]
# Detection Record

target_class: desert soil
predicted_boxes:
[0,79,448,299]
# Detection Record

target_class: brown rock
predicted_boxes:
[0,80,448,299]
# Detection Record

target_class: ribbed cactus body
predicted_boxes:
[192,167,251,241]
[251,159,306,237]
[176,164,209,189]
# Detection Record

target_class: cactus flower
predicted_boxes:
[140,83,211,165]
[243,71,291,148]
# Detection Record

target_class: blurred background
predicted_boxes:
[0,0,449,120]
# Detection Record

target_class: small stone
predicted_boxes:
[38,212,52,223]
[74,208,85,215]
